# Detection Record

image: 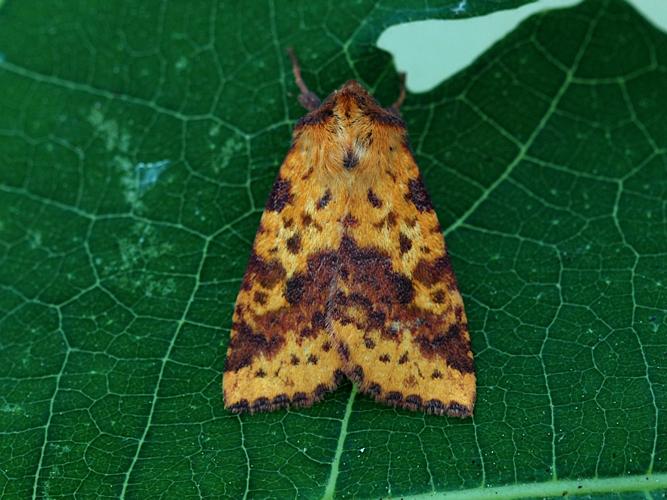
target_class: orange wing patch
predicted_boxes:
[223,142,348,412]
[223,75,475,417]
[330,145,475,416]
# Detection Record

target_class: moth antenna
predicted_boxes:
[390,72,407,113]
[287,47,321,111]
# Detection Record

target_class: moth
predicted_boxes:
[223,50,475,417]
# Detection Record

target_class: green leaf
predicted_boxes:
[0,0,665,498]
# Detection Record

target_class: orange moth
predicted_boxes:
[223,50,475,417]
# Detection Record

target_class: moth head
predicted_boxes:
[332,80,403,125]
[295,80,405,132]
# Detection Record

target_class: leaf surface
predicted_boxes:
[0,0,665,498]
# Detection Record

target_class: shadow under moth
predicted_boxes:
[223,50,475,417]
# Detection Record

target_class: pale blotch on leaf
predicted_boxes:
[116,158,170,206]
[215,136,244,171]
[175,56,188,71]
[648,315,660,333]
[87,104,130,153]
[114,156,137,205]
[27,228,42,250]
[209,123,221,137]
[50,443,72,455]
[88,104,168,207]
[114,222,175,278]
[136,160,170,193]
[451,0,467,14]
[146,277,176,297]
[42,464,64,498]
[0,403,25,415]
